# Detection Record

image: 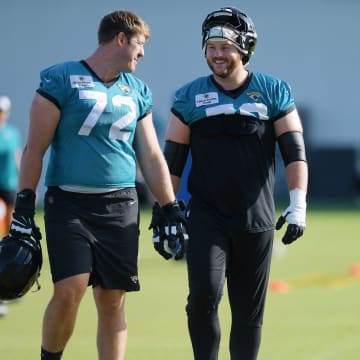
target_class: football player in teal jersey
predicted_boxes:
[6,10,187,360]
[161,7,308,360]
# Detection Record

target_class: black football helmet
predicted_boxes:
[0,235,42,300]
[202,7,257,64]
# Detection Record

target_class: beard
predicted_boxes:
[207,58,236,78]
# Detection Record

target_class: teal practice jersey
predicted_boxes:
[38,61,152,188]
[172,72,295,125]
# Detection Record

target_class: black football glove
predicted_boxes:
[149,200,188,260]
[276,189,306,245]
[149,202,170,259]
[9,189,42,241]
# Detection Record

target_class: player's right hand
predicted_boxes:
[9,189,42,241]
[149,201,188,260]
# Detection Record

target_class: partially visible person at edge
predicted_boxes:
[151,7,308,360]
[6,10,188,360]
[0,96,22,236]
[0,95,22,317]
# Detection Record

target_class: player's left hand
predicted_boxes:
[276,188,306,245]
[149,200,188,260]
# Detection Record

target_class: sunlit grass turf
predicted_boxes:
[1,204,360,359]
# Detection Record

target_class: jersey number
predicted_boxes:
[77,91,136,141]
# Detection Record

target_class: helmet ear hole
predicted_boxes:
[0,235,42,301]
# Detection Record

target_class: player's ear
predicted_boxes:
[116,32,128,47]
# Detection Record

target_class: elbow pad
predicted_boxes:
[277,131,307,166]
[163,140,189,177]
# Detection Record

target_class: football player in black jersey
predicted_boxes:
[157,7,308,360]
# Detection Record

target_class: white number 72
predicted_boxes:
[78,90,136,141]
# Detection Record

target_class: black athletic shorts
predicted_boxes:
[44,186,140,291]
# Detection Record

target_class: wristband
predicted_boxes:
[289,188,306,211]
[15,189,36,216]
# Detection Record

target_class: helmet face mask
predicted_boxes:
[0,235,42,301]
[202,7,257,65]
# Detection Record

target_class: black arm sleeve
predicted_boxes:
[163,140,190,177]
[277,131,307,166]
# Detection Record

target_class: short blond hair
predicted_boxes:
[98,10,150,45]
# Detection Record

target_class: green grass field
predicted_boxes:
[1,204,360,359]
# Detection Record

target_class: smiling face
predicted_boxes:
[111,32,146,74]
[96,10,150,75]
[205,39,243,79]
[124,34,146,73]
